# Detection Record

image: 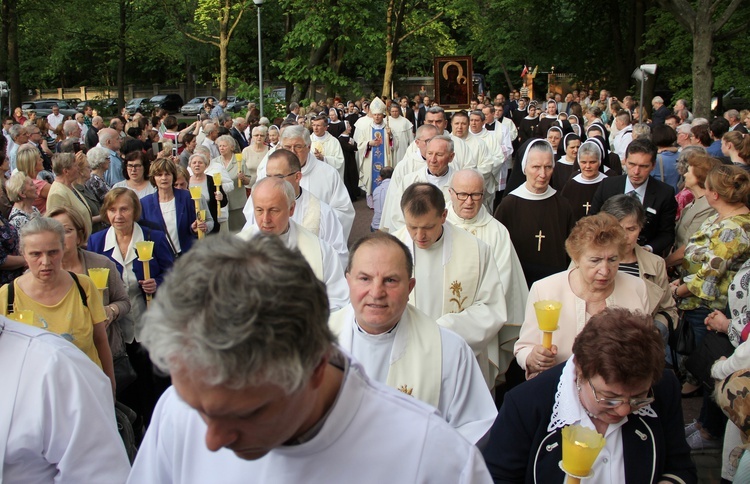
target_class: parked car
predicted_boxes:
[125,97,151,115]
[77,98,118,115]
[149,94,183,114]
[712,87,750,114]
[180,96,217,116]
[270,88,286,103]
[226,96,249,113]
[21,99,78,118]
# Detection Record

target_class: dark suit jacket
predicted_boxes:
[652,105,671,126]
[230,127,248,151]
[590,175,677,255]
[140,189,197,254]
[482,364,697,484]
[88,224,175,301]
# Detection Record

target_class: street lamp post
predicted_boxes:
[254,0,264,118]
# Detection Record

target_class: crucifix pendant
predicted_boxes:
[583,202,591,215]
[535,230,545,251]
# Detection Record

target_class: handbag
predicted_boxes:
[113,352,138,397]
[669,310,696,356]
[685,331,736,389]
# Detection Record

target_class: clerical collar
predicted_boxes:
[468,128,486,137]
[295,188,303,200]
[508,184,556,201]
[311,133,327,141]
[284,347,348,446]
[354,319,400,336]
[572,172,607,184]
[426,167,449,178]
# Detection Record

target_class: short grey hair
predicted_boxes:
[52,152,76,176]
[426,105,446,118]
[140,234,334,392]
[252,125,268,136]
[193,146,211,164]
[6,172,30,203]
[188,153,208,167]
[632,123,651,140]
[253,177,295,208]
[87,146,109,170]
[601,194,646,229]
[470,110,485,122]
[280,125,311,147]
[428,134,454,153]
[203,123,218,135]
[63,120,79,137]
[9,124,26,140]
[216,134,237,152]
[20,216,65,254]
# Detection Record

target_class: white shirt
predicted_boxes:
[202,138,220,159]
[337,305,497,444]
[624,177,648,203]
[160,198,181,253]
[1,320,131,482]
[127,352,492,484]
[242,189,348,269]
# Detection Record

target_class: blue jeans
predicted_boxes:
[683,307,711,348]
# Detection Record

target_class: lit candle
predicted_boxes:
[533,300,562,349]
[88,267,110,292]
[561,424,606,482]
[135,241,155,306]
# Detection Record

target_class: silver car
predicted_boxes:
[181,96,217,116]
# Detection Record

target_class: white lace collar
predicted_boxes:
[547,357,657,433]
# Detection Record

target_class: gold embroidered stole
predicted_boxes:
[294,223,324,282]
[329,305,442,408]
[300,192,322,236]
[439,225,480,316]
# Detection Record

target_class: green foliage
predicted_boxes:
[229,77,284,119]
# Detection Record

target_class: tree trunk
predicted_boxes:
[382,49,394,99]
[0,0,9,81]
[500,62,514,93]
[117,0,126,110]
[692,13,713,118]
[6,0,20,109]
[219,38,228,100]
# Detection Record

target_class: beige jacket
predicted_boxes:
[634,245,679,329]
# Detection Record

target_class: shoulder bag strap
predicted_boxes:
[67,272,88,308]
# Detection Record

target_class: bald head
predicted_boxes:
[449,169,485,220]
[251,177,295,235]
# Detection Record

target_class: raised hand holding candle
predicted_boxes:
[534,300,562,349]
[135,240,155,306]
[212,173,222,217]
[560,424,606,483]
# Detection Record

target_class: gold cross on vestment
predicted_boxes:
[583,202,591,215]
[535,230,545,251]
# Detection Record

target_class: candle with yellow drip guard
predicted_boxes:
[135,240,155,306]
[212,173,222,218]
[534,300,562,349]
[560,424,606,483]
[88,267,110,292]
[235,154,243,187]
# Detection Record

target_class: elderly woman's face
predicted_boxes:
[108,195,136,230]
[252,130,266,145]
[576,244,620,291]
[268,130,279,144]
[51,213,81,252]
[190,157,206,175]
[578,153,600,180]
[218,140,232,157]
[23,231,64,281]
[618,214,641,255]
[684,165,699,190]
[578,372,653,425]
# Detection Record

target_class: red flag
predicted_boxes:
[520,65,528,78]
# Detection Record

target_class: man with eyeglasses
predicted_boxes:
[242,149,348,269]
[392,182,506,390]
[447,169,527,343]
[238,177,349,312]
[380,135,456,233]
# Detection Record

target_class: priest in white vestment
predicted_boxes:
[256,125,354,239]
[237,178,349,312]
[242,149,348,269]
[470,110,507,209]
[388,103,414,163]
[1,320,131,482]
[329,232,497,444]
[424,105,479,173]
[392,182,507,389]
[381,135,456,233]
[128,234,492,483]
[353,97,393,199]
[450,112,495,205]
[310,115,345,179]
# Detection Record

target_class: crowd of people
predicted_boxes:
[1,89,750,482]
